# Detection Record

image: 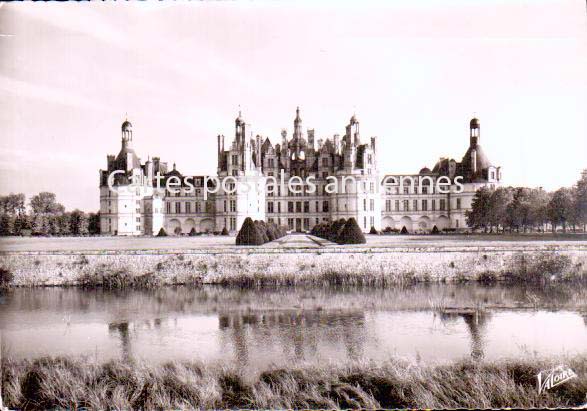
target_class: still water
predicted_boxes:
[1,284,586,369]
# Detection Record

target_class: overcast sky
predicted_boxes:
[0,1,586,212]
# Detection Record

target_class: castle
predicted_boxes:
[99,109,501,235]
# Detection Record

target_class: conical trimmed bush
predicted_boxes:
[236,217,265,246]
[336,217,366,244]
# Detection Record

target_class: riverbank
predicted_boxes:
[1,239,586,287]
[2,355,586,409]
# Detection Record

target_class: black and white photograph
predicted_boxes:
[1,1,587,409]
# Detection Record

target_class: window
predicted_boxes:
[267,186,274,197]
[230,217,236,231]
[223,200,227,212]
[304,201,309,213]
[432,199,436,211]
[303,218,309,229]
[196,202,201,213]
[323,201,329,212]
[278,202,281,213]
[403,200,409,211]
[370,182,374,192]
[185,202,191,213]
[230,200,236,212]
[440,199,446,211]
[268,202,274,213]
[288,218,294,229]
[232,154,238,165]
[296,202,302,213]
[268,158,274,168]
[136,217,141,223]
[288,202,294,213]
[367,154,372,165]
[395,200,399,211]
[364,216,367,229]
[363,199,367,211]
[456,198,461,210]
[370,199,374,211]
[322,157,328,167]
[422,187,428,194]
[422,200,427,211]
[403,186,409,194]
[385,199,391,212]
[370,216,374,227]
[413,200,418,211]
[175,202,181,214]
[315,201,319,213]
[166,202,171,214]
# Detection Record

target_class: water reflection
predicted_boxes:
[438,309,491,359]
[1,284,587,369]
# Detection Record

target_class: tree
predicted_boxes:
[488,187,514,232]
[527,188,550,231]
[507,187,534,232]
[32,213,49,236]
[0,193,25,215]
[29,192,65,214]
[157,227,168,237]
[88,212,100,235]
[69,210,89,235]
[466,186,492,231]
[0,213,15,236]
[547,188,574,233]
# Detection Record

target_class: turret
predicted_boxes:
[121,119,132,148]
[470,117,480,147]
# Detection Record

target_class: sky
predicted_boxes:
[0,0,586,212]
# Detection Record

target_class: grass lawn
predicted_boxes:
[1,232,586,252]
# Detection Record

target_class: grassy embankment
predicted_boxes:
[1,244,587,288]
[2,355,587,409]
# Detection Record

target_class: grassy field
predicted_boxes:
[1,233,586,253]
[3,355,586,409]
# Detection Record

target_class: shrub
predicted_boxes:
[189,227,197,236]
[236,218,265,246]
[400,226,408,234]
[220,227,229,236]
[337,218,366,244]
[431,225,439,234]
[369,226,378,235]
[156,228,168,237]
[254,220,269,243]
[328,219,346,242]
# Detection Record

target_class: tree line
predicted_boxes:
[466,170,587,233]
[0,192,100,236]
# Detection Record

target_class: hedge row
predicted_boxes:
[310,217,366,244]
[236,217,288,246]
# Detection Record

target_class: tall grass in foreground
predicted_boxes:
[3,356,587,409]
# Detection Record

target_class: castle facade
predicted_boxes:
[99,109,501,235]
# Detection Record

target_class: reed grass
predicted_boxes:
[1,248,586,288]
[3,355,587,409]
